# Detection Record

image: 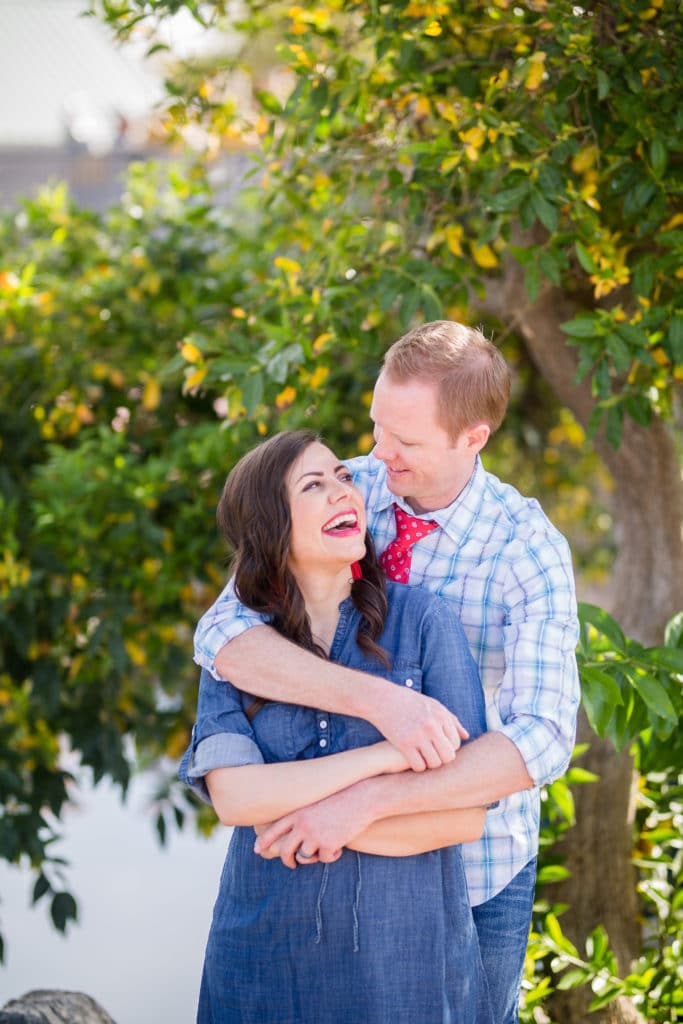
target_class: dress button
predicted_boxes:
[319,719,328,729]
[405,678,414,688]
[319,738,327,748]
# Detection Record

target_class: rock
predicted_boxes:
[0,990,116,1024]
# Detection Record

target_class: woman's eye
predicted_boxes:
[339,473,353,482]
[303,480,320,491]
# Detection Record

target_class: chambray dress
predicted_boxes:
[180,582,493,1024]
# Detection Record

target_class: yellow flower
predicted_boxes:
[310,365,330,389]
[275,385,297,410]
[471,243,499,269]
[274,256,302,275]
[524,52,547,91]
[424,20,442,36]
[181,341,202,363]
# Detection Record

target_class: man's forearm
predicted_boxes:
[342,732,535,825]
[213,626,469,774]
[347,808,486,857]
[214,625,392,719]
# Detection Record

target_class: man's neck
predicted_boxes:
[404,462,477,515]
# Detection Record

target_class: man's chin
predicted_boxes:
[386,470,411,494]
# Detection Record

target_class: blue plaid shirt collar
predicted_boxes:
[370,455,486,546]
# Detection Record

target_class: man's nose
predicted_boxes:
[372,435,393,462]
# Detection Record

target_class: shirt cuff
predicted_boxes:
[185,733,265,804]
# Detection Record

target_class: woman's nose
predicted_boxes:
[330,476,351,501]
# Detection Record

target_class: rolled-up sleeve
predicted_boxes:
[193,578,270,679]
[178,668,264,805]
[495,533,580,786]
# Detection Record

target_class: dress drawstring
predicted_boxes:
[313,864,329,945]
[351,852,362,953]
[312,853,362,951]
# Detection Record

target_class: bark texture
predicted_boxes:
[479,251,683,1024]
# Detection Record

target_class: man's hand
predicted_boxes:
[367,686,468,772]
[253,785,372,869]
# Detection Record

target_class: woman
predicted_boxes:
[180,430,492,1023]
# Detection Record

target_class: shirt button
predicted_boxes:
[319,719,328,729]
[405,678,414,688]
[319,738,328,748]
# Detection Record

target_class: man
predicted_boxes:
[193,320,580,1024]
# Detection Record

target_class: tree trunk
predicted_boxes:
[478,257,683,1023]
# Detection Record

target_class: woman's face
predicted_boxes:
[285,442,367,578]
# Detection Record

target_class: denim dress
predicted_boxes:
[180,581,493,1024]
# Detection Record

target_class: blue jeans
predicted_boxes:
[471,857,537,1024]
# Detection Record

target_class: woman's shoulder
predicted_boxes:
[384,580,456,627]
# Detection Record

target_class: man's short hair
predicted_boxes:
[381,320,511,441]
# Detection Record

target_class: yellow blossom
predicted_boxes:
[524,52,547,91]
[185,367,207,392]
[181,341,202,363]
[312,331,334,353]
[445,224,464,256]
[424,20,442,36]
[310,365,330,389]
[471,243,499,269]
[275,385,297,410]
[274,256,302,275]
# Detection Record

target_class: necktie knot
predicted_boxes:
[379,505,438,583]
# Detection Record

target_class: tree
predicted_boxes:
[1,1,681,1018]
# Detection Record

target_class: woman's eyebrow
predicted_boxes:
[294,470,324,483]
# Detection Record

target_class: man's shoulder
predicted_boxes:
[478,464,569,549]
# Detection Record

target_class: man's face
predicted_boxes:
[369,373,477,514]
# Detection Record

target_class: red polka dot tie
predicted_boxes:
[378,505,439,584]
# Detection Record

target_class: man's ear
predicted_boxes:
[464,423,490,454]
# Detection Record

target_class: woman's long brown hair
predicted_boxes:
[217,430,389,668]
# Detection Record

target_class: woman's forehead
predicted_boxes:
[287,442,340,481]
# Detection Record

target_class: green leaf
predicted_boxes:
[537,863,571,884]
[631,672,678,722]
[650,138,668,179]
[579,604,626,650]
[545,913,579,956]
[398,286,421,329]
[588,983,625,1012]
[575,241,598,273]
[664,611,683,649]
[605,405,623,448]
[667,314,683,362]
[50,891,78,932]
[255,90,282,115]
[556,967,590,989]
[605,332,632,374]
[32,874,51,904]
[646,646,683,674]
[632,260,655,298]
[561,315,601,339]
[531,191,558,232]
[547,779,576,822]
[596,70,610,100]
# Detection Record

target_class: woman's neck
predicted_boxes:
[294,567,353,654]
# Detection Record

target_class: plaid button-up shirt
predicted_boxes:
[194,454,580,905]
